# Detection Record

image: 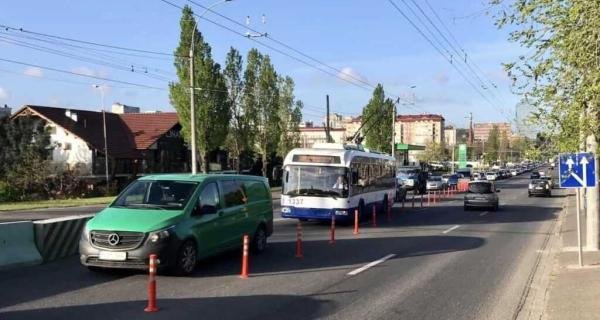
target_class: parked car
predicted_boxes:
[510,169,518,176]
[426,176,447,191]
[79,174,274,275]
[485,171,498,181]
[530,171,541,179]
[529,179,552,197]
[464,181,500,211]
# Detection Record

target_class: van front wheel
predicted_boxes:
[251,225,267,254]
[173,240,197,276]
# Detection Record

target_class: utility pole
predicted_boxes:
[326,94,332,143]
[468,112,474,146]
[392,98,397,159]
[585,104,599,250]
[93,85,110,194]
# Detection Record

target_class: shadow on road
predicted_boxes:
[396,204,561,227]
[188,235,485,278]
[0,295,327,320]
[0,257,135,309]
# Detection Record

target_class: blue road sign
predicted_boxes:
[558,153,596,188]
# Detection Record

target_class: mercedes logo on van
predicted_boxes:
[107,233,120,246]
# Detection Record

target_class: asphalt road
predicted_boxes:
[0,171,564,320]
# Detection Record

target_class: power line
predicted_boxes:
[387,0,514,124]
[0,67,160,90]
[0,57,167,90]
[422,0,507,102]
[402,0,514,122]
[180,0,425,109]
[0,24,180,58]
[0,34,173,82]
[0,29,176,75]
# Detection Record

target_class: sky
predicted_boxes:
[0,0,526,130]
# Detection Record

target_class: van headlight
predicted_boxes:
[149,226,173,243]
[281,207,291,214]
[529,184,534,189]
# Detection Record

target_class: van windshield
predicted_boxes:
[283,165,348,198]
[112,180,198,210]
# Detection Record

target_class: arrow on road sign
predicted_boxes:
[571,172,585,186]
[566,157,575,171]
[581,156,589,186]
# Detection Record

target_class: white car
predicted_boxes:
[485,172,498,181]
[510,169,518,176]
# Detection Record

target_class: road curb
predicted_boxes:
[514,189,571,320]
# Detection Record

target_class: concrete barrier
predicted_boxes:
[33,214,93,262]
[0,221,43,270]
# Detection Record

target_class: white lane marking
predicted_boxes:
[479,211,488,216]
[274,218,287,222]
[347,254,397,276]
[442,225,460,234]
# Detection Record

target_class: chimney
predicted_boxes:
[71,112,78,122]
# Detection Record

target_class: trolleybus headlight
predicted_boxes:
[281,207,291,214]
[334,210,347,216]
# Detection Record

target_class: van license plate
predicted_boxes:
[99,251,127,261]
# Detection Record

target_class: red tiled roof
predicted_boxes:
[17,105,139,158]
[119,113,179,149]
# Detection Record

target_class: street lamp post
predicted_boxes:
[93,84,110,194]
[189,0,232,174]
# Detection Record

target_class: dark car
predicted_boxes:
[528,179,551,197]
[447,174,459,187]
[530,171,541,179]
[397,167,427,194]
[464,181,500,211]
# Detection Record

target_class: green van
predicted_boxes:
[79,174,273,275]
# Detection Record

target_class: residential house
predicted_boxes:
[11,105,188,180]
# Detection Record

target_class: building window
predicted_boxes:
[63,143,72,151]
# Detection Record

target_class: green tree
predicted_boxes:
[169,5,230,173]
[253,54,280,177]
[484,125,500,164]
[277,76,302,157]
[418,140,447,163]
[499,129,509,163]
[361,84,393,153]
[0,116,51,200]
[494,0,600,153]
[223,47,253,171]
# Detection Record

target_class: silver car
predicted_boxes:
[464,181,500,211]
[426,176,446,191]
